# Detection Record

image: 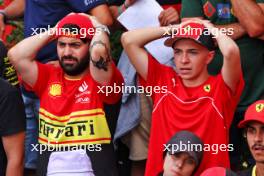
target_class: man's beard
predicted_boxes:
[59,54,90,76]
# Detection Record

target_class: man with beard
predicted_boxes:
[8,13,124,176]
[238,100,264,176]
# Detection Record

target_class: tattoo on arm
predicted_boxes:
[90,40,111,71]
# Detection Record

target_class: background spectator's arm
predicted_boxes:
[89,4,114,27]
[230,0,264,37]
[0,0,24,36]
[2,132,25,176]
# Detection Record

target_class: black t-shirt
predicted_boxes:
[0,41,19,89]
[237,166,254,176]
[0,78,26,176]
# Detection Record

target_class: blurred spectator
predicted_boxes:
[237,100,264,176]
[0,78,26,176]
[181,0,264,170]
[160,131,204,176]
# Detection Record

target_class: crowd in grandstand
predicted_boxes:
[0,0,263,176]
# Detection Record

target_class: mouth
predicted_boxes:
[179,68,191,74]
[63,58,78,65]
[252,145,264,153]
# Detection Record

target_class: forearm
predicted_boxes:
[122,26,171,48]
[212,25,241,92]
[215,23,246,40]
[89,25,113,85]
[231,0,264,37]
[214,31,239,59]
[3,0,25,20]
[9,28,55,63]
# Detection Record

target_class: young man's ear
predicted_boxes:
[206,51,215,64]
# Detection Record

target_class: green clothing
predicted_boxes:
[181,0,264,110]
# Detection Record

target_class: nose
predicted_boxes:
[174,159,183,169]
[254,130,263,143]
[63,45,73,56]
[180,53,190,64]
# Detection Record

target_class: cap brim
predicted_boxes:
[168,150,199,166]
[164,36,202,48]
[238,119,264,128]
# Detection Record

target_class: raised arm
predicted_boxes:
[0,0,25,37]
[88,15,115,85]
[230,0,264,37]
[203,21,242,94]
[8,28,55,87]
[121,26,172,80]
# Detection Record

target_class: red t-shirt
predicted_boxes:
[142,55,244,176]
[32,63,123,146]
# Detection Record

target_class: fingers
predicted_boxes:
[159,7,179,26]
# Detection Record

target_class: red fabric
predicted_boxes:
[33,62,124,113]
[162,4,182,14]
[56,13,95,40]
[141,54,244,176]
[31,63,123,145]
[238,100,264,128]
[0,0,16,42]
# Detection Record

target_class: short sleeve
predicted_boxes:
[138,54,165,87]
[181,0,204,18]
[66,0,107,12]
[215,73,244,128]
[0,89,26,136]
[32,63,52,97]
[97,62,124,104]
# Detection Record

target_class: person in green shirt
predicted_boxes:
[181,0,264,171]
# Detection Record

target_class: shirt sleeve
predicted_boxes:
[257,0,264,3]
[66,0,107,12]
[180,0,204,18]
[138,54,165,87]
[0,89,26,136]
[32,62,52,97]
[96,62,124,104]
[216,73,245,128]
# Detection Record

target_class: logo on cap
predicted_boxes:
[256,103,264,112]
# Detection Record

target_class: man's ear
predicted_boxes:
[206,51,215,64]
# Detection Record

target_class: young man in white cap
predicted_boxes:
[121,20,244,175]
[238,100,264,176]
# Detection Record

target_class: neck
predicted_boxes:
[256,162,264,176]
[182,69,209,87]
[64,68,89,80]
